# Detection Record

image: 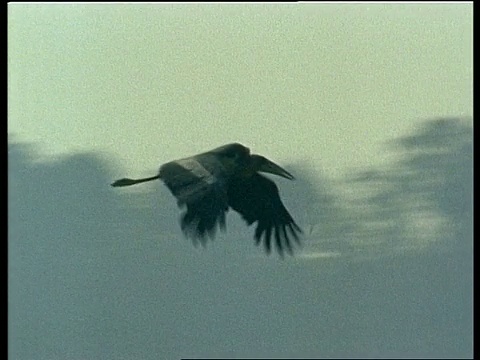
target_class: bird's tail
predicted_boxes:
[111,175,160,187]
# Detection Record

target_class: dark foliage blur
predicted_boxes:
[8,117,472,359]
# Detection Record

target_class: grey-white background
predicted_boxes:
[9,3,472,359]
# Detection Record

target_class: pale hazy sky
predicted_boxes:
[8,2,472,181]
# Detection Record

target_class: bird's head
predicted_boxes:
[209,143,251,174]
[211,143,251,160]
[210,143,294,180]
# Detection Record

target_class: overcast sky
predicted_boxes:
[8,3,472,359]
[8,3,472,180]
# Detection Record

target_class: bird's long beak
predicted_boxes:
[253,155,295,180]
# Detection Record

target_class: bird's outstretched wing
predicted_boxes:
[159,160,229,245]
[227,174,302,255]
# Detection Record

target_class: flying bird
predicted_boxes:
[111,143,302,255]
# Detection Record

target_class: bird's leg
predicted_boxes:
[111,175,160,187]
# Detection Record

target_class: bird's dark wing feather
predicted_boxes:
[159,160,229,245]
[227,174,302,255]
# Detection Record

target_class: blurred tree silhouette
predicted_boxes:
[8,119,473,359]
[392,118,473,253]
[346,117,472,257]
[8,138,183,359]
[281,162,358,255]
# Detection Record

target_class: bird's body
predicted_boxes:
[111,143,301,255]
